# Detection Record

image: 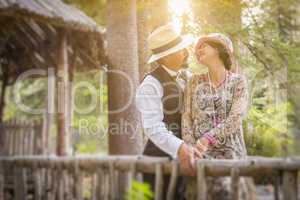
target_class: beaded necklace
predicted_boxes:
[207,69,228,145]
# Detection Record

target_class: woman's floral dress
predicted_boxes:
[182,72,251,200]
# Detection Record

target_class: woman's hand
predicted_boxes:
[196,137,209,154]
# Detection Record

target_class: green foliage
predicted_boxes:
[72,70,108,154]
[3,70,108,155]
[4,78,46,122]
[244,102,294,157]
[125,180,154,200]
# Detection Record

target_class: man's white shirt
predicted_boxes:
[135,66,192,158]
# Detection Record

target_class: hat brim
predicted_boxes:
[147,35,194,64]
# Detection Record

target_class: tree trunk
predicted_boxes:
[137,0,151,80]
[106,0,143,155]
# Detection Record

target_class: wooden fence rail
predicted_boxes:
[0,155,299,200]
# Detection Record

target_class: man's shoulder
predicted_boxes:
[141,66,161,81]
[137,74,163,97]
[140,74,161,86]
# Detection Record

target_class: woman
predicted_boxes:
[182,33,250,200]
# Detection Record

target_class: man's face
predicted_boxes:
[160,48,189,70]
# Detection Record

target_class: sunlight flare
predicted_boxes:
[168,0,192,31]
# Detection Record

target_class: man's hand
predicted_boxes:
[177,143,202,176]
[196,137,209,154]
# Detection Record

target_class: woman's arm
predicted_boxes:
[202,75,249,145]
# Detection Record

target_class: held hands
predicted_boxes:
[178,138,210,176]
[177,142,202,176]
[196,137,209,154]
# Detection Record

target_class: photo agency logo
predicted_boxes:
[11,68,135,115]
[10,67,145,138]
[12,68,184,116]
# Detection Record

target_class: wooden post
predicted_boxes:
[33,167,42,200]
[0,72,7,156]
[96,168,104,199]
[283,170,298,200]
[273,171,280,200]
[28,122,34,155]
[43,68,56,155]
[197,164,207,200]
[155,163,163,200]
[57,168,64,200]
[108,161,115,200]
[91,174,97,200]
[73,162,83,200]
[0,69,7,124]
[231,168,240,200]
[127,162,136,193]
[0,162,4,200]
[14,166,27,200]
[167,161,178,200]
[104,169,109,200]
[50,169,58,200]
[56,29,70,156]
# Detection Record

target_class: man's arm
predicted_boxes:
[136,75,202,176]
[135,75,183,158]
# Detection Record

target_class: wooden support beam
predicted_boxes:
[43,68,56,155]
[283,170,298,200]
[155,163,163,200]
[1,156,300,177]
[0,68,8,156]
[15,20,57,68]
[108,161,115,200]
[56,29,70,156]
[167,160,179,200]
[0,162,3,200]
[73,161,83,200]
[273,171,280,200]
[197,164,207,200]
[0,69,8,124]
[96,168,104,200]
[231,168,240,200]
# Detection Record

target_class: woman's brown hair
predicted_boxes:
[205,41,232,70]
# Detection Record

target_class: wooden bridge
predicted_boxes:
[0,155,299,200]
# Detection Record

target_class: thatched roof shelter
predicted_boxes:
[0,0,107,155]
[0,0,106,83]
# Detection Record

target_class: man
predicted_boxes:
[135,24,202,198]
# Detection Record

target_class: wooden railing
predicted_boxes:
[0,156,299,200]
[0,119,52,156]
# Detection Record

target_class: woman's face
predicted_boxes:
[196,43,219,66]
